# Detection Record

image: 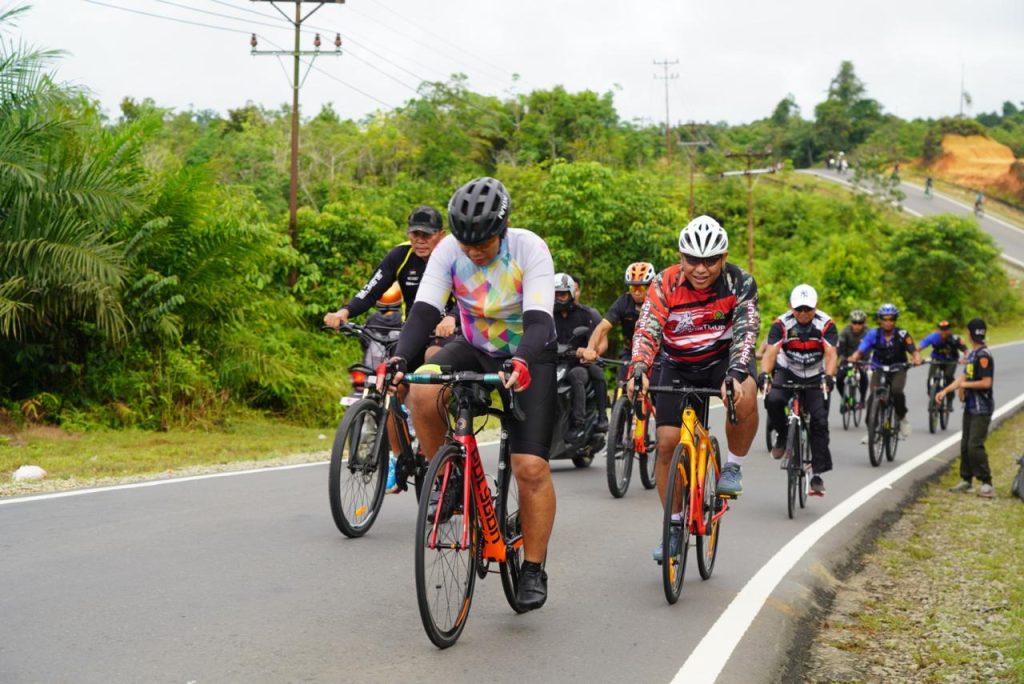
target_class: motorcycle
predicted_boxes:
[549,326,607,468]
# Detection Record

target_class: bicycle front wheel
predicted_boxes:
[328,398,389,538]
[928,381,939,435]
[662,443,691,605]
[415,445,477,649]
[498,454,529,614]
[605,397,635,498]
[867,399,884,467]
[885,407,899,462]
[696,437,722,580]
[940,398,951,430]
[639,415,658,490]
[798,426,809,509]
[785,421,799,518]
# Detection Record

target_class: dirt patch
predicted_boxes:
[931,134,1024,199]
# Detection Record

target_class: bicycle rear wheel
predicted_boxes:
[662,443,691,605]
[928,379,939,434]
[696,437,722,580]
[328,398,389,538]
[605,397,635,498]
[498,454,529,614]
[940,398,951,430]
[639,416,658,490]
[841,400,851,430]
[415,445,477,649]
[867,399,884,467]
[853,395,863,427]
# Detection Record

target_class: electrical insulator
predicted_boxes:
[314,33,321,48]
[250,33,258,49]
[334,33,342,50]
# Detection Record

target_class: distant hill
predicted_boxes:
[932,134,1024,201]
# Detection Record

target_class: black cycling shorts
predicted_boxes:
[420,337,557,459]
[653,356,756,428]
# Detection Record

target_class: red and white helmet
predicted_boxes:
[624,261,656,286]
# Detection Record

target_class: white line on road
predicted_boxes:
[671,385,1024,684]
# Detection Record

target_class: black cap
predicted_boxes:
[407,205,443,233]
[967,318,987,341]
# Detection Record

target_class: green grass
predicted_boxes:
[0,413,332,487]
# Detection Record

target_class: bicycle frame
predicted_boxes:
[677,406,728,535]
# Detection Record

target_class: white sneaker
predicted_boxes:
[860,434,868,445]
[978,483,995,498]
[899,420,912,439]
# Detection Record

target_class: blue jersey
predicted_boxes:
[919,331,966,362]
[964,346,994,415]
[857,327,916,368]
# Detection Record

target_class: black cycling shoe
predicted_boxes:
[516,563,548,611]
[566,422,586,445]
[427,471,463,524]
[595,415,609,432]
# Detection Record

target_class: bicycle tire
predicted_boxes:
[885,405,899,462]
[662,443,691,605]
[853,395,863,427]
[867,398,884,467]
[328,398,389,538]
[639,415,657,490]
[798,426,809,509]
[940,397,951,430]
[928,377,939,434]
[785,420,800,518]
[696,437,722,580]
[605,396,634,498]
[842,401,851,430]
[498,453,529,614]
[415,444,477,649]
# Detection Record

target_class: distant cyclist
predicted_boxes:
[974,192,985,217]
[848,304,922,440]
[837,309,869,410]
[582,261,657,383]
[919,320,967,404]
[924,176,934,198]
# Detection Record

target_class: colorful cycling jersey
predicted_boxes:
[919,331,967,361]
[837,324,866,359]
[414,228,555,357]
[964,346,994,414]
[766,310,838,379]
[856,327,916,368]
[603,293,642,351]
[631,262,759,381]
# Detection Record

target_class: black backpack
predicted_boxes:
[1013,455,1024,501]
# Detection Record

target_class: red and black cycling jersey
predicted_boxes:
[630,262,759,381]
[766,310,838,378]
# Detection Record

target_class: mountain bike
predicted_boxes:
[926,360,956,433]
[769,378,826,519]
[406,368,529,649]
[647,381,737,605]
[325,323,426,538]
[865,362,910,467]
[606,379,657,498]
[839,362,866,430]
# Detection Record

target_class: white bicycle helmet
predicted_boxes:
[678,215,729,257]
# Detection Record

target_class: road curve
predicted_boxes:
[3,345,1023,683]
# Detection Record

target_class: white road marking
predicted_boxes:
[670,384,1024,684]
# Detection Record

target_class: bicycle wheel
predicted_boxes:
[662,443,691,605]
[328,398,389,538]
[928,379,939,434]
[940,396,951,430]
[696,437,722,580]
[853,394,863,427]
[885,406,899,462]
[867,398,884,467]
[415,444,477,649]
[639,414,658,490]
[605,397,634,498]
[798,426,809,509]
[498,454,529,614]
[785,420,799,518]
[841,400,851,430]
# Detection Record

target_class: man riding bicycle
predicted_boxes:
[385,177,558,611]
[626,215,760,561]
[919,320,967,404]
[848,303,922,439]
[553,272,608,440]
[760,285,838,496]
[582,262,656,384]
[837,309,869,409]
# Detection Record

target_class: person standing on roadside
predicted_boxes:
[938,319,995,498]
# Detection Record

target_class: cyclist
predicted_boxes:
[974,192,985,216]
[626,215,760,561]
[323,205,457,361]
[385,177,558,611]
[918,320,967,407]
[924,176,934,197]
[848,304,922,440]
[581,261,656,383]
[837,309,869,410]
[759,284,838,495]
[553,272,608,440]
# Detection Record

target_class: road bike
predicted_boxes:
[925,360,957,434]
[839,362,866,430]
[769,379,826,518]
[406,368,529,648]
[325,323,426,538]
[606,377,657,498]
[865,362,910,467]
[647,381,737,605]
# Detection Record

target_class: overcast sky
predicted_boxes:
[10,0,1024,126]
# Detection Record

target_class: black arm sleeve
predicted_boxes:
[343,248,402,318]
[395,301,443,362]
[515,310,555,367]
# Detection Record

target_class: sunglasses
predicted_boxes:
[879,316,896,323]
[628,284,647,293]
[794,306,814,313]
[682,254,723,268]
[407,230,436,241]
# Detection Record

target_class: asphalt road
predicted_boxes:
[4,344,1023,683]
[800,168,1024,267]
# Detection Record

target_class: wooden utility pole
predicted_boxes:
[722,148,775,273]
[653,59,679,164]
[251,0,344,286]
[679,123,711,218]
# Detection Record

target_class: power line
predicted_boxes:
[148,0,283,30]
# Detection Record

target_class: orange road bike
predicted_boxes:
[405,369,529,649]
[648,382,737,604]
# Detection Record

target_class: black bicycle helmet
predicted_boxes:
[447,177,511,246]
